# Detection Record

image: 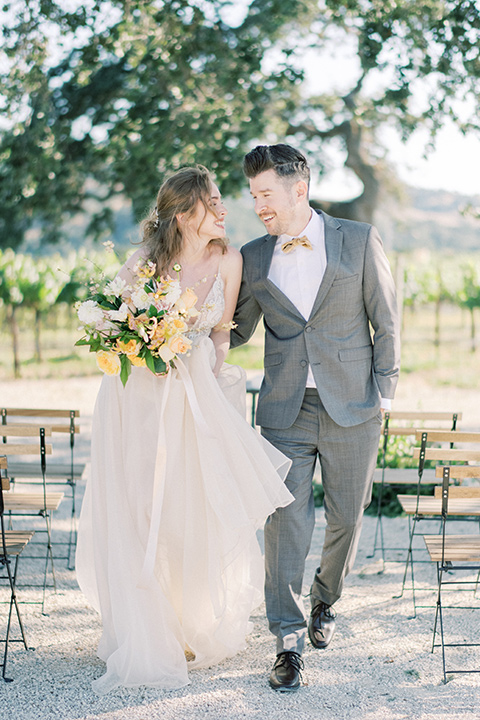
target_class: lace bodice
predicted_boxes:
[186,274,225,345]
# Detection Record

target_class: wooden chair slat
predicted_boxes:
[398,495,480,515]
[1,477,10,491]
[1,408,80,418]
[414,429,480,443]
[435,465,480,479]
[4,421,79,434]
[424,534,480,562]
[0,443,53,455]
[3,491,64,511]
[413,448,480,461]
[386,411,462,421]
[1,531,35,557]
[0,424,53,437]
[434,486,480,498]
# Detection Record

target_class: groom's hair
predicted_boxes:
[243,144,310,186]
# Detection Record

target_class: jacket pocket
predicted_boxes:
[338,345,373,362]
[332,273,359,286]
[264,352,283,367]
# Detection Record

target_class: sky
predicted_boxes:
[313,124,480,201]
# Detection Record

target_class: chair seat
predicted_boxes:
[423,534,480,562]
[1,531,35,557]
[398,495,480,516]
[2,491,64,512]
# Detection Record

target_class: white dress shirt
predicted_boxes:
[268,210,325,387]
[267,208,391,409]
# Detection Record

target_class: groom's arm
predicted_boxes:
[230,249,263,349]
[363,225,401,401]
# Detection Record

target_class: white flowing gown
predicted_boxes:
[76,274,293,694]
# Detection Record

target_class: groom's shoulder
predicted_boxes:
[239,233,271,257]
[322,209,372,235]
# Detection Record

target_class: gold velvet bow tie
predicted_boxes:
[281,235,313,254]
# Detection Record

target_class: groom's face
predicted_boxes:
[249,169,305,237]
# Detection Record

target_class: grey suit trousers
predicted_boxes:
[261,389,382,655]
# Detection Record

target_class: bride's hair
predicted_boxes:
[141,165,227,274]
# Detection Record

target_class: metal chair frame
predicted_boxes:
[398,430,480,615]
[424,465,480,683]
[0,456,34,682]
[0,425,58,612]
[369,411,461,570]
[1,408,81,569]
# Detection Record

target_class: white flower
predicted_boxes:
[163,281,182,306]
[130,288,150,310]
[77,300,105,325]
[104,277,127,296]
[107,302,129,321]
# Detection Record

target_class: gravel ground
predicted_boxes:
[1,374,479,719]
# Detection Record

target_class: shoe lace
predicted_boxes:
[276,651,304,673]
[312,602,336,621]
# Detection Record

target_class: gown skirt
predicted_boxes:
[76,336,292,693]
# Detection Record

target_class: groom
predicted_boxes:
[231,144,400,692]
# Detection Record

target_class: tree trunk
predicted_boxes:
[470,307,476,352]
[311,119,380,224]
[434,299,441,347]
[6,304,21,378]
[34,308,42,362]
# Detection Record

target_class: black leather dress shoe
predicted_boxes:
[269,651,304,692]
[308,602,336,649]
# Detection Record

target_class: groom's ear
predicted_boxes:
[295,180,309,203]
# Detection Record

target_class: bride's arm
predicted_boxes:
[210,246,243,377]
[116,248,148,285]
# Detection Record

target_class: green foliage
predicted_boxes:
[0,0,303,250]
[2,1,480,248]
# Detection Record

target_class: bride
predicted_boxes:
[76,165,293,694]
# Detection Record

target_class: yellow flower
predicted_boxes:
[96,350,121,376]
[116,339,139,355]
[148,320,167,348]
[175,287,198,311]
[128,354,147,367]
[171,317,187,332]
[134,260,156,278]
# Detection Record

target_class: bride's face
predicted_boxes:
[184,183,227,243]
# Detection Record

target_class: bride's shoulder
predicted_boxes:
[220,245,242,271]
[116,248,148,283]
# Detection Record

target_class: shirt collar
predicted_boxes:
[276,209,323,247]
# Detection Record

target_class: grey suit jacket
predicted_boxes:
[231,210,401,430]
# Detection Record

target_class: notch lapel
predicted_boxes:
[309,213,343,319]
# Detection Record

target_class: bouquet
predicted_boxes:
[75,260,198,386]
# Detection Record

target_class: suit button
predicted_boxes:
[305,326,312,333]
[300,360,307,368]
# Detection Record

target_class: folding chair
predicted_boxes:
[1,408,82,568]
[246,376,262,428]
[0,425,61,612]
[369,411,461,569]
[0,456,35,682]
[424,464,480,683]
[397,429,480,615]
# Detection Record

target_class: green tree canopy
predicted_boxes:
[0,0,301,249]
[1,0,480,249]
